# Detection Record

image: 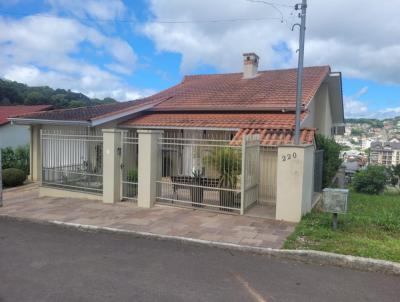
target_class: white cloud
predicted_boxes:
[142,0,400,84]
[344,86,400,119]
[344,87,369,117]
[47,0,126,20]
[0,14,140,100]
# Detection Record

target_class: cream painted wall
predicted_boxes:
[0,124,30,149]
[302,83,333,137]
[276,145,315,222]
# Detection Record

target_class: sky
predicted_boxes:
[0,0,399,119]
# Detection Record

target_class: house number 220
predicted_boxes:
[281,152,297,161]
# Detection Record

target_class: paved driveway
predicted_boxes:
[0,184,294,248]
[1,218,399,302]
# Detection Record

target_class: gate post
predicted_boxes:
[137,129,163,208]
[31,125,42,182]
[275,144,315,222]
[102,129,123,204]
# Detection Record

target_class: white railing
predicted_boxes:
[121,131,138,201]
[156,131,243,212]
[259,146,278,203]
[241,134,260,214]
[41,128,103,194]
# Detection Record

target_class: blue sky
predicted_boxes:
[0,0,399,119]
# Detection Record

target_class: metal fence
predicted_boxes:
[41,128,103,194]
[259,146,278,203]
[121,131,138,201]
[314,149,324,192]
[156,131,243,212]
[241,134,260,214]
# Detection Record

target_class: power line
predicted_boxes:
[0,10,289,25]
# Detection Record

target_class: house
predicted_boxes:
[370,141,400,167]
[9,53,344,222]
[0,105,52,149]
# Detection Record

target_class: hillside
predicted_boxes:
[0,78,117,109]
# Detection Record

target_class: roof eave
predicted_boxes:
[90,103,161,126]
[8,118,91,127]
[119,124,240,132]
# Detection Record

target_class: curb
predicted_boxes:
[2,214,400,276]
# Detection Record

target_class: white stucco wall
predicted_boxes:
[302,83,333,137]
[0,123,30,149]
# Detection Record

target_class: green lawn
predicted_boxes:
[284,191,400,262]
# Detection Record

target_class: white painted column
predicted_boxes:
[31,125,42,182]
[137,129,163,208]
[102,129,122,204]
[275,144,315,222]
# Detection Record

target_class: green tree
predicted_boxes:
[25,91,47,105]
[352,165,387,194]
[315,134,343,187]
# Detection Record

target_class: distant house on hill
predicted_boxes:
[370,141,400,167]
[0,105,52,149]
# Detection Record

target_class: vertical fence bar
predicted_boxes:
[240,135,246,215]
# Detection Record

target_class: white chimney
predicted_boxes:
[243,52,259,79]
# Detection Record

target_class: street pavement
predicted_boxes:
[0,218,399,302]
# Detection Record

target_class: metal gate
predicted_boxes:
[240,134,260,214]
[41,128,103,194]
[121,131,138,201]
[314,149,324,192]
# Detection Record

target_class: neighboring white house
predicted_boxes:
[9,53,345,222]
[0,105,52,149]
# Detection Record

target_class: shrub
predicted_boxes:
[2,168,27,187]
[352,165,387,194]
[1,145,30,174]
[315,134,342,187]
[127,169,138,183]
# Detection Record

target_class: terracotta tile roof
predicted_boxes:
[230,128,316,146]
[0,105,52,126]
[148,66,330,111]
[16,98,162,122]
[121,112,307,129]
[12,65,330,123]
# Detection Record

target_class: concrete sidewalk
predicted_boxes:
[0,184,295,249]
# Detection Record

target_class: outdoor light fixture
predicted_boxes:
[322,188,349,230]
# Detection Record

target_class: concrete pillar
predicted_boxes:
[276,144,315,222]
[30,125,42,182]
[102,129,123,204]
[137,129,163,208]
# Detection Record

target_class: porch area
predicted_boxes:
[0,184,295,249]
[31,125,318,222]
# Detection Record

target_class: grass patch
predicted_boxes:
[284,191,400,262]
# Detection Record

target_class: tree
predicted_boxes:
[25,91,47,105]
[315,134,343,187]
[352,166,387,194]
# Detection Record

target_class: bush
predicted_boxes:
[2,168,27,187]
[315,134,342,187]
[352,165,387,194]
[1,145,30,174]
[127,169,138,183]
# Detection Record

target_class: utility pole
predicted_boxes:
[294,0,307,145]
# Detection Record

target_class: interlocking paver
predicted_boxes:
[0,183,296,249]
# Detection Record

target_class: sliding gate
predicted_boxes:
[156,131,260,214]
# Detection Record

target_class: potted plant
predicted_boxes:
[204,148,241,210]
[190,170,204,207]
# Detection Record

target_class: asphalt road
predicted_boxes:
[0,218,399,302]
